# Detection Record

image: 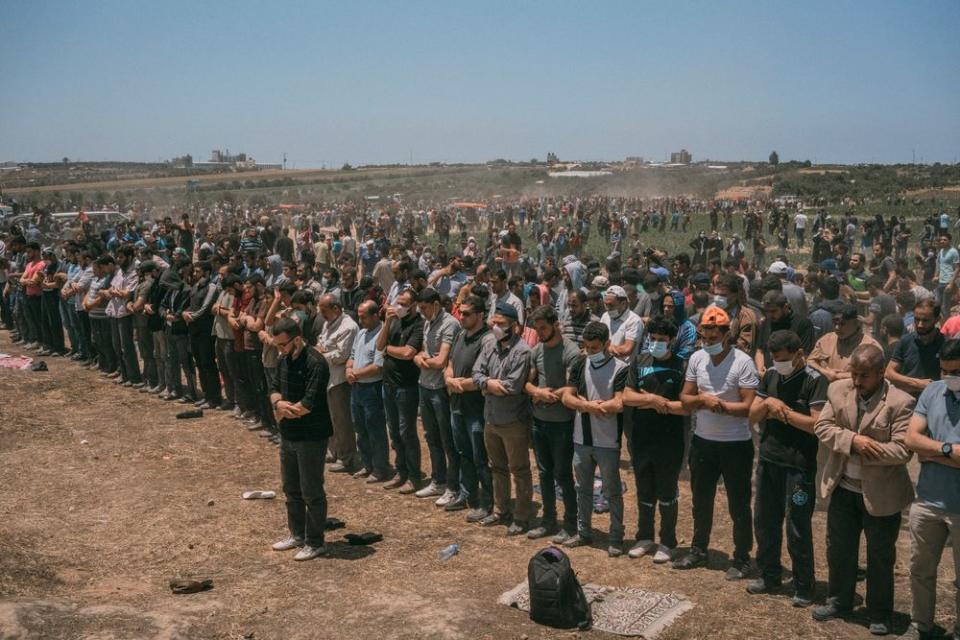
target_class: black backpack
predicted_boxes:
[527,546,591,630]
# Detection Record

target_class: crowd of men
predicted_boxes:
[1,197,958,639]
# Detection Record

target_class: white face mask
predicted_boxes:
[606,306,624,320]
[491,324,507,341]
[772,359,797,376]
[588,351,608,366]
[703,341,724,356]
[712,295,728,309]
[394,304,410,319]
[944,375,960,392]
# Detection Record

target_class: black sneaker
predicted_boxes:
[746,577,781,594]
[672,548,708,570]
[506,520,529,536]
[526,523,559,540]
[443,496,468,512]
[725,559,751,581]
[480,512,511,527]
[562,533,592,548]
[811,600,852,622]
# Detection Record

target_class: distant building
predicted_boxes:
[670,149,692,164]
[624,156,644,167]
[210,149,247,164]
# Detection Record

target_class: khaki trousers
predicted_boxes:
[484,420,532,522]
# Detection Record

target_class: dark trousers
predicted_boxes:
[76,310,93,359]
[351,381,390,477]
[23,294,42,344]
[420,386,459,489]
[826,486,901,620]
[92,316,117,372]
[689,435,754,563]
[190,331,221,405]
[40,292,65,353]
[754,461,816,591]
[215,338,238,406]
[244,350,274,427]
[532,418,577,532]
[280,437,328,548]
[60,297,80,352]
[451,408,492,511]
[382,384,422,482]
[135,315,158,387]
[110,315,142,383]
[166,331,196,398]
[630,426,684,548]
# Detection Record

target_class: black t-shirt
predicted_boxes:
[756,312,816,367]
[756,366,828,470]
[449,327,492,414]
[626,353,685,440]
[892,332,945,391]
[382,313,424,387]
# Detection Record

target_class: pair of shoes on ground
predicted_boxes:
[271,535,327,561]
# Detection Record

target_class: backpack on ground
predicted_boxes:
[527,546,591,630]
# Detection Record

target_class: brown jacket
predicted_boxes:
[814,379,914,517]
[730,305,759,358]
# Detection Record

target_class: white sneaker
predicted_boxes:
[271,536,304,551]
[652,545,673,564]
[628,539,656,559]
[293,544,328,561]
[415,481,445,498]
[435,488,457,507]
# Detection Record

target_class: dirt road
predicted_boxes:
[0,332,954,639]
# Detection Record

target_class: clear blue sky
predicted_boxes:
[1,1,958,166]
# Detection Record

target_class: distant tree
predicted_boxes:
[62,157,69,164]
[341,163,354,171]
[769,151,779,166]
[547,152,559,164]
[530,158,539,164]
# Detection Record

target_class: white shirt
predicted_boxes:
[601,309,643,362]
[794,213,808,229]
[686,347,759,442]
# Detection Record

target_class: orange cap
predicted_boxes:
[701,306,731,327]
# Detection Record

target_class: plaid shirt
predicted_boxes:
[271,346,332,441]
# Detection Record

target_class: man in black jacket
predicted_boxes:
[183,260,222,409]
[269,318,333,561]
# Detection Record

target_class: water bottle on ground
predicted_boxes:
[438,543,459,561]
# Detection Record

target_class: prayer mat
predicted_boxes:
[498,581,694,637]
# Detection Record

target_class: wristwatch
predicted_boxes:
[942,442,954,458]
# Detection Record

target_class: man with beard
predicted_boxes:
[884,299,944,398]
[754,291,816,375]
[808,304,881,383]
[445,294,495,522]
[560,289,599,347]
[316,293,360,473]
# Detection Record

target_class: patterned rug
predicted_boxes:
[498,581,694,638]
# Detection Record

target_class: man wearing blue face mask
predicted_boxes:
[746,330,828,606]
[623,316,689,564]
[674,306,759,579]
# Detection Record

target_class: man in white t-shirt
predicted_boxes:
[794,211,809,248]
[674,306,759,579]
[600,285,643,363]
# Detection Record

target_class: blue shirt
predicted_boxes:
[914,381,960,513]
[350,323,384,382]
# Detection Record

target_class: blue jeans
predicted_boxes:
[451,408,492,510]
[351,381,390,477]
[420,386,460,490]
[574,444,624,544]
[532,418,577,532]
[382,384,422,482]
[59,297,80,352]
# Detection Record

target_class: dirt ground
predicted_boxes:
[0,331,955,640]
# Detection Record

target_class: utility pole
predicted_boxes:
[282,152,287,170]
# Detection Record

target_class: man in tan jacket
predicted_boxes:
[811,344,914,636]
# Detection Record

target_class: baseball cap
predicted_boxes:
[494,301,519,322]
[692,272,711,287]
[767,260,788,275]
[591,275,609,289]
[604,285,628,300]
[700,306,731,327]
